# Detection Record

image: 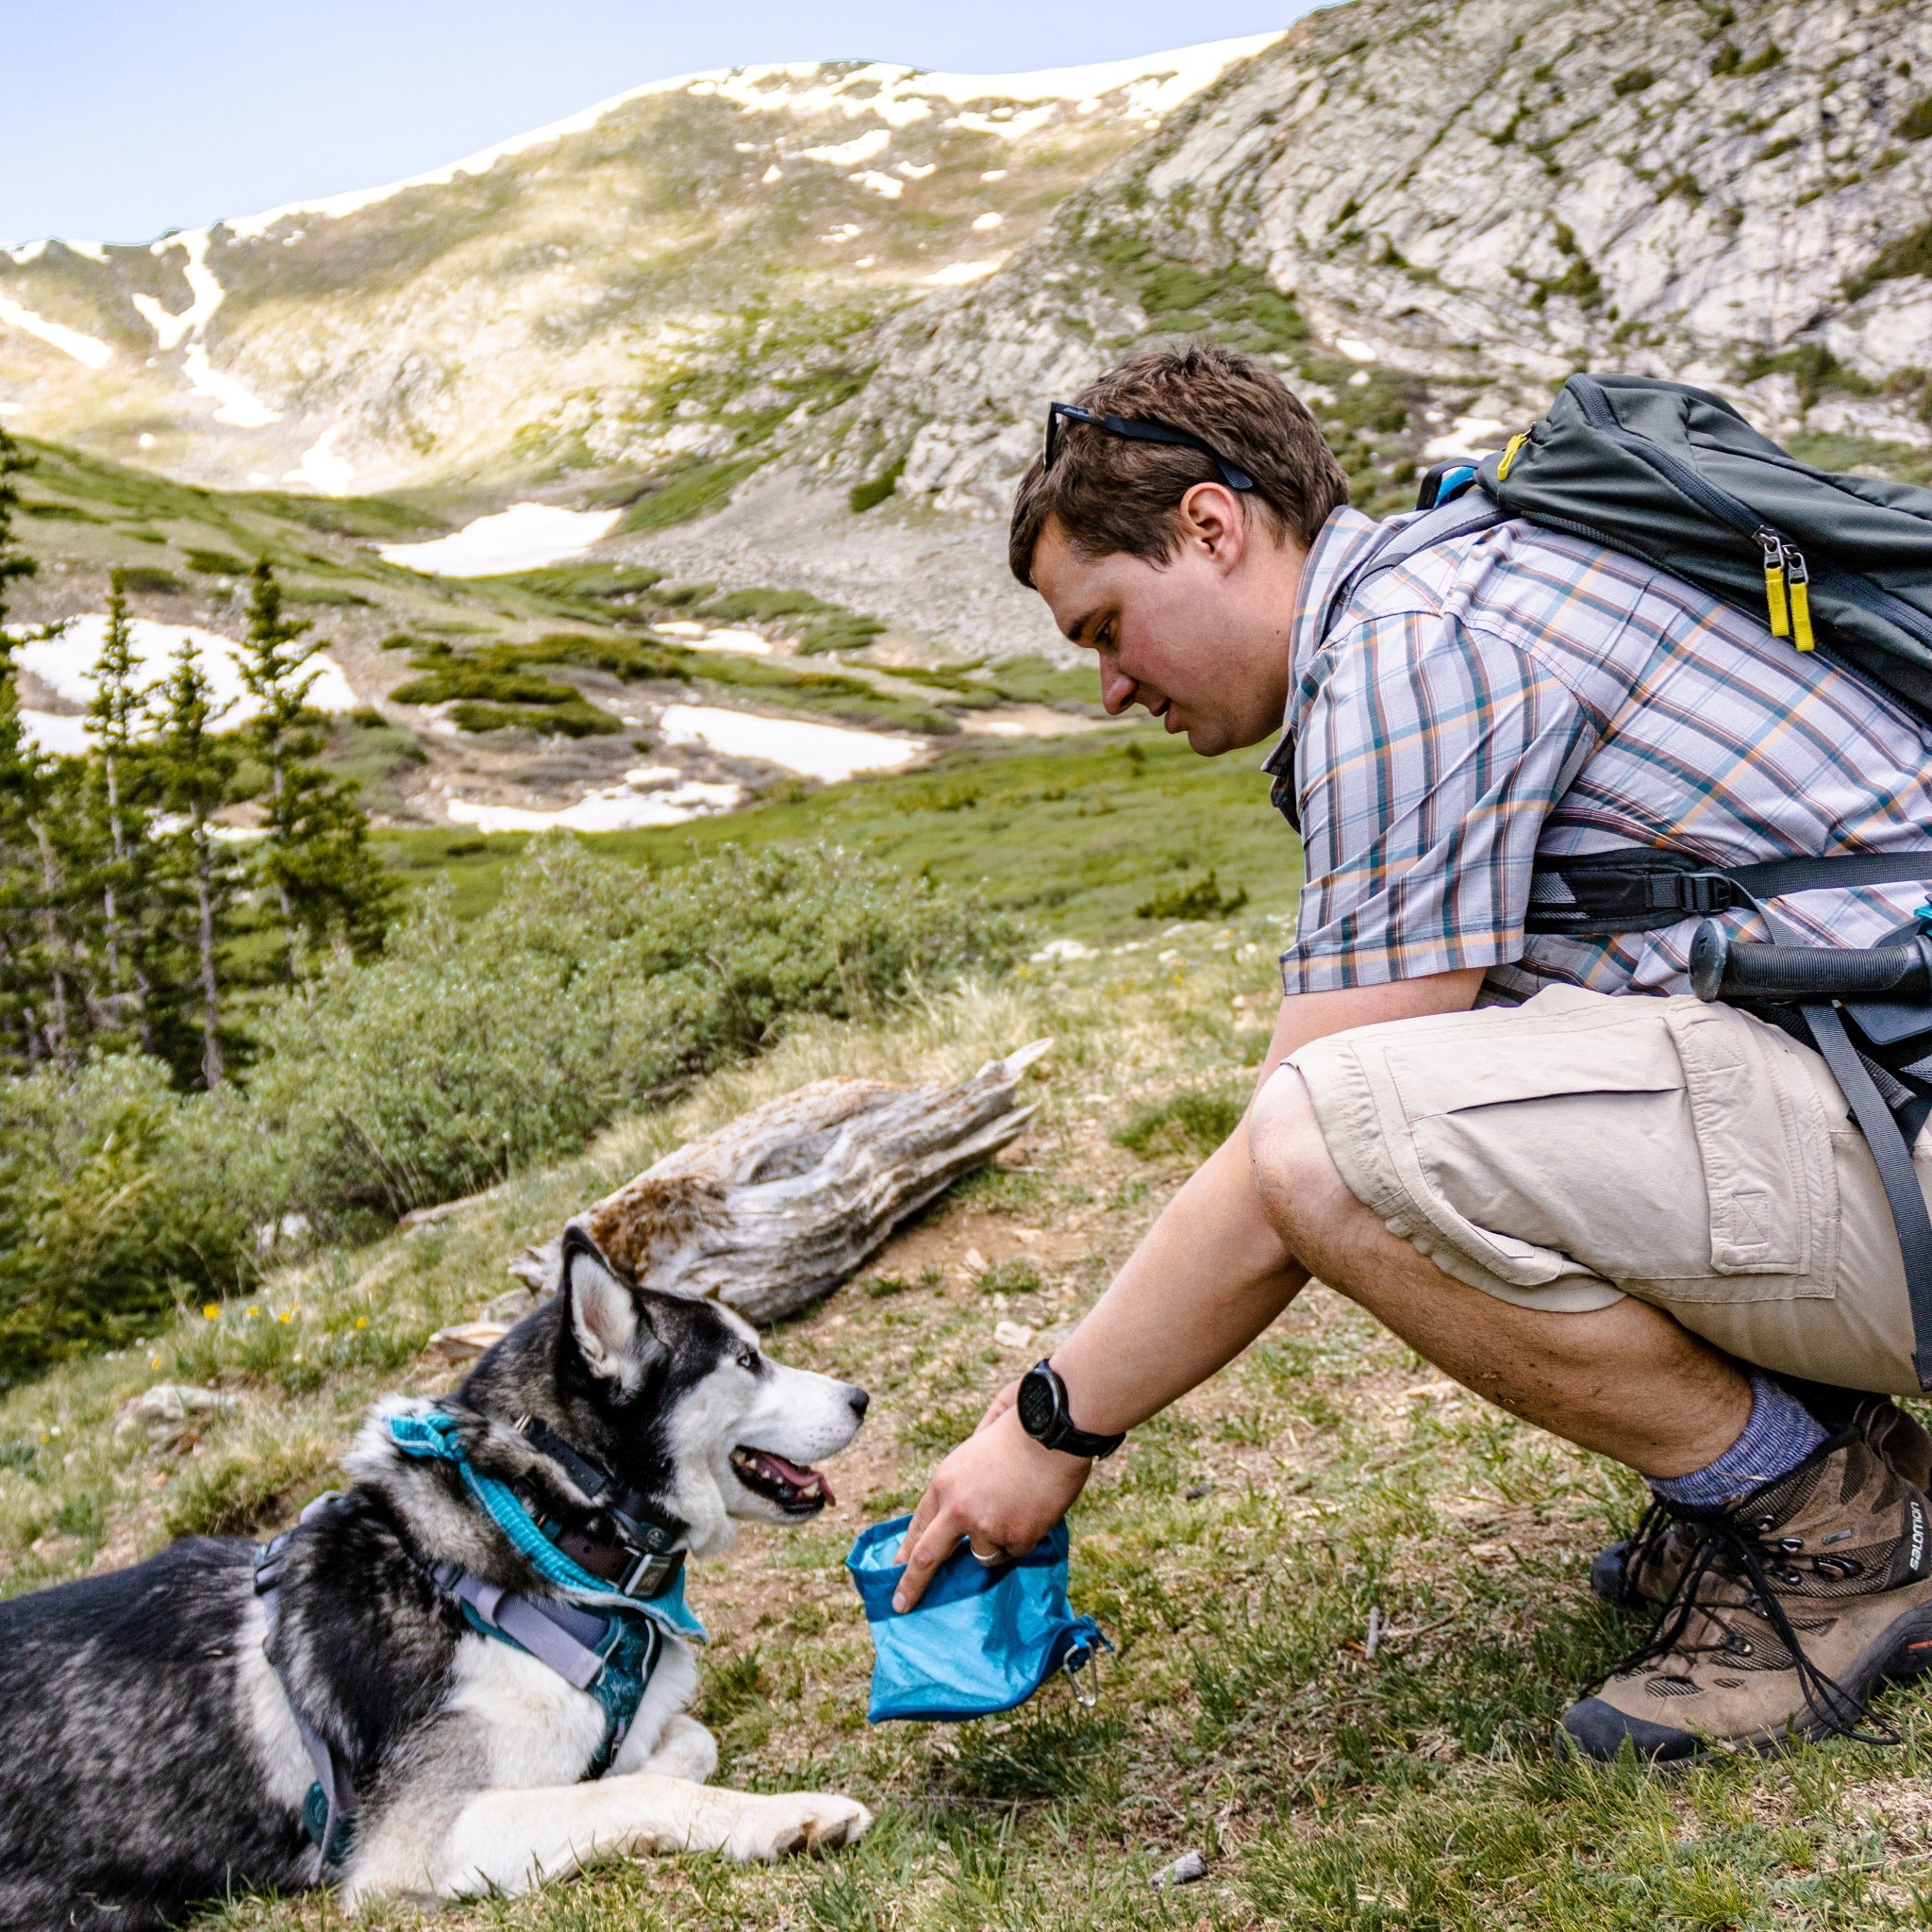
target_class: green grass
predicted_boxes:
[373,727,1303,935]
[622,456,771,531]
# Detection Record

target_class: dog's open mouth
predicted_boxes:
[730,1446,834,1514]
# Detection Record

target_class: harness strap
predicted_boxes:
[255,1496,359,1876]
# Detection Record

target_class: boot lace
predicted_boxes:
[1613,1512,1899,1747]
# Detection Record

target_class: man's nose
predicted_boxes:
[1098,662,1139,714]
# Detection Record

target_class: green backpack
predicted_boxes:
[1306,373,1932,1387]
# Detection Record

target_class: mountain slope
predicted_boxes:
[0,41,1277,496]
[802,0,1932,522]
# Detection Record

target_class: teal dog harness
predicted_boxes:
[255,1407,704,1875]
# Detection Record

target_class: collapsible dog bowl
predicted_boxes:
[845,1514,1108,1723]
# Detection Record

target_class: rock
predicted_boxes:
[509,1041,1049,1323]
[992,1320,1035,1350]
[1151,1850,1208,1891]
[113,1384,237,1442]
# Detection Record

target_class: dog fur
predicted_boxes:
[0,1236,872,1930]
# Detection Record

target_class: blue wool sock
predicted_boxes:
[1648,1373,1828,1511]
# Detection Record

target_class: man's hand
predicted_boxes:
[891,1405,1091,1611]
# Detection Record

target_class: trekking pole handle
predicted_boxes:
[1690,919,1932,1003]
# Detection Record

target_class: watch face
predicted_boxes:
[1017,1366,1058,1440]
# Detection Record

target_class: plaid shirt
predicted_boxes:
[1278,506,1932,1002]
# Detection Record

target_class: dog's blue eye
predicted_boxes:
[739,1350,759,1373]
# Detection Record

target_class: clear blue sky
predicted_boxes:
[2,1,1336,248]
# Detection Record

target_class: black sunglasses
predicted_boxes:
[1042,401,1256,491]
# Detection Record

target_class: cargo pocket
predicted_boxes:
[1357,991,1834,1303]
[1659,1000,1836,1298]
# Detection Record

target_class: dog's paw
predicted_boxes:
[640,1713,718,1784]
[724,1790,872,1860]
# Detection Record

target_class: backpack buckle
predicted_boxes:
[1656,874,1739,916]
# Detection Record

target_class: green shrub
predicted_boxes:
[0,1058,253,1386]
[848,456,906,514]
[1115,1088,1246,1161]
[621,458,768,531]
[228,840,1022,1238]
[117,566,184,595]
[183,547,251,575]
[1135,869,1248,921]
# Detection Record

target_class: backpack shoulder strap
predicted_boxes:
[1311,489,1507,647]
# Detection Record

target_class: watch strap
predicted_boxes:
[1024,1360,1125,1460]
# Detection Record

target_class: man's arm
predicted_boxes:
[891,966,1485,1609]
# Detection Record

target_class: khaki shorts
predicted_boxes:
[1288,984,1930,1395]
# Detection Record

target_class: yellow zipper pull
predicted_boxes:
[1496,431,1529,481]
[1786,544,1815,651]
[1757,528,1790,639]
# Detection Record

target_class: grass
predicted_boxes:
[371,727,1303,934]
[11,928,1932,1930]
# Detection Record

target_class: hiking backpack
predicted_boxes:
[1302,373,1932,1386]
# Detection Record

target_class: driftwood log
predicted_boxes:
[505,1040,1050,1324]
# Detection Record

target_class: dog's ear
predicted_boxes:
[562,1229,665,1397]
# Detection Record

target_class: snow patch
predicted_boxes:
[852,171,904,199]
[5,241,48,266]
[446,770,741,834]
[1421,415,1508,460]
[971,211,1005,231]
[177,39,1278,246]
[923,259,1002,286]
[378,503,620,576]
[285,426,358,495]
[19,711,91,757]
[1335,337,1378,362]
[656,625,773,657]
[802,129,891,167]
[134,230,225,349]
[657,705,923,781]
[0,296,112,370]
[20,614,356,745]
[761,163,784,184]
[182,343,282,427]
[64,240,108,263]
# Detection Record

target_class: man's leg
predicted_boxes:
[1248,1066,1752,1475]
[1249,1061,1932,1759]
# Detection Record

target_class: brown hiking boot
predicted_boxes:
[1563,1432,1932,1760]
[1589,1395,1932,1610]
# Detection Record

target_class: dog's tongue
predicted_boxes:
[749,1449,832,1505]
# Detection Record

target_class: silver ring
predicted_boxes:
[968,1542,1006,1566]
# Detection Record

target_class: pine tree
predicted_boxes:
[236,559,393,977]
[150,639,240,1090]
[0,427,58,1069]
[84,573,159,1049]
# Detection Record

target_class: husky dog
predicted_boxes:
[0,1232,873,1931]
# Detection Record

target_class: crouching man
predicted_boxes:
[895,341,1932,1758]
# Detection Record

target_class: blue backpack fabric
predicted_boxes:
[845,1515,1107,1724]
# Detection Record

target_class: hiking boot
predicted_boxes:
[1589,1394,1932,1610]
[1563,1432,1932,1760]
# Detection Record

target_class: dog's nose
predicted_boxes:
[847,1386,870,1419]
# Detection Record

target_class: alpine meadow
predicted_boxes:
[8,3,1932,1928]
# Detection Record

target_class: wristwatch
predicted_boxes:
[1016,1359,1126,1459]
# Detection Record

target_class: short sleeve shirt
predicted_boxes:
[1277,506,1932,1004]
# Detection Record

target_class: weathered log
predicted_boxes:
[508,1040,1050,1322]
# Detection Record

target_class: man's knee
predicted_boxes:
[1248,1065,1355,1252]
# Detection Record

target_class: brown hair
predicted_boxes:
[1007,342,1350,588]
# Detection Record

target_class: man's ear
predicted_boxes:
[563,1230,662,1397]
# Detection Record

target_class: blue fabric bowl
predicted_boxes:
[845,1514,1106,1724]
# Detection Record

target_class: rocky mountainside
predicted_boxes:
[794,0,1932,530]
[0,40,1276,498]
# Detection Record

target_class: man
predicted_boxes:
[894,341,1932,1759]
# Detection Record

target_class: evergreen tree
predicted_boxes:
[150,640,240,1090]
[236,559,393,977]
[83,573,159,1050]
[0,427,59,1069]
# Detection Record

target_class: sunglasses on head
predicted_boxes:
[1042,401,1256,492]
